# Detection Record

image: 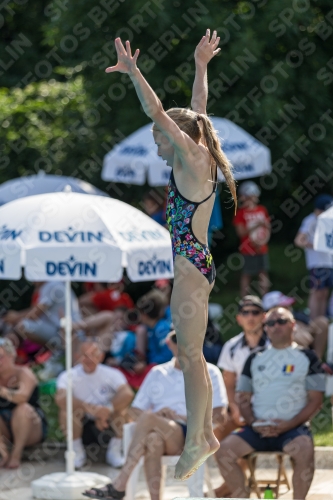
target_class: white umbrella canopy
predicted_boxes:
[0,171,108,205]
[0,192,173,496]
[102,117,272,186]
[0,192,173,282]
[314,206,333,253]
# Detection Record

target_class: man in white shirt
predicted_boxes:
[216,307,325,499]
[217,295,268,433]
[83,330,228,500]
[55,342,134,468]
[294,194,333,319]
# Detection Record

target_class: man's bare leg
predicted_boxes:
[7,404,43,469]
[308,288,329,320]
[109,409,131,438]
[0,418,11,467]
[84,412,185,496]
[113,413,183,491]
[144,429,184,500]
[283,435,314,500]
[215,434,254,498]
[213,414,239,498]
[59,408,83,440]
[310,316,328,359]
[240,273,251,297]
[258,271,270,296]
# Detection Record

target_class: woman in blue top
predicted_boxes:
[85,32,236,499]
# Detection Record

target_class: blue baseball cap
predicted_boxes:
[314,194,333,211]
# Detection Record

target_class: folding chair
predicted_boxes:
[246,451,290,499]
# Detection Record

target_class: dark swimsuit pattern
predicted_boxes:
[166,168,217,285]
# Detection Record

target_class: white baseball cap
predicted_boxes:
[238,181,261,197]
[262,291,296,311]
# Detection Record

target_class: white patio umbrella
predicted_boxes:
[101,117,272,186]
[314,205,333,254]
[0,170,108,206]
[0,192,173,500]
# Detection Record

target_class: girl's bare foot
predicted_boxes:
[174,436,219,480]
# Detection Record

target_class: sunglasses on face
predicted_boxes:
[240,309,262,316]
[264,318,290,327]
[170,334,177,344]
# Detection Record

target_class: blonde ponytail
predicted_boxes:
[162,108,237,212]
[198,113,237,213]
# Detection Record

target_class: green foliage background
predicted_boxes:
[1,0,333,299]
[1,0,333,441]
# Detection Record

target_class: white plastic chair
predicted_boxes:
[123,422,214,499]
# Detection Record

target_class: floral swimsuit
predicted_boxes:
[166,168,217,285]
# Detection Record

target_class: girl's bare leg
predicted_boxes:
[172,256,219,480]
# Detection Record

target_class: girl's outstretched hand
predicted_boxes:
[194,29,220,65]
[105,38,140,75]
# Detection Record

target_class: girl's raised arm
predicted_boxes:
[106,38,199,162]
[191,29,221,115]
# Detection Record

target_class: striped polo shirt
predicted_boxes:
[217,331,270,381]
[237,344,326,421]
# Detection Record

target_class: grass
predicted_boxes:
[312,397,333,447]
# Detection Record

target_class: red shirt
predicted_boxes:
[233,205,270,255]
[91,289,134,311]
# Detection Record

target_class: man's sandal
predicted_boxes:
[82,483,125,500]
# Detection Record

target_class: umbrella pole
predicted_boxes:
[64,280,75,475]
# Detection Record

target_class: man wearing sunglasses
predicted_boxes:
[217,296,268,434]
[216,307,326,499]
[214,295,269,497]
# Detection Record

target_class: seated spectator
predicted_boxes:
[55,341,134,469]
[137,291,173,365]
[2,282,46,363]
[215,295,268,497]
[79,281,134,316]
[216,307,325,499]
[83,330,228,500]
[73,309,125,352]
[0,338,48,469]
[294,194,333,320]
[262,290,328,359]
[5,281,81,349]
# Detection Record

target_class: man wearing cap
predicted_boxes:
[263,291,328,359]
[216,306,325,499]
[213,295,269,498]
[295,194,333,319]
[233,181,271,297]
